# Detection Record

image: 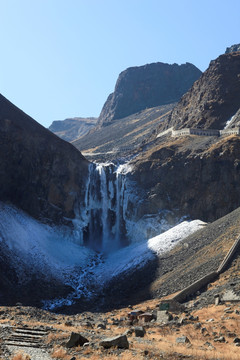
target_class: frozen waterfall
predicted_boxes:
[80,163,131,252]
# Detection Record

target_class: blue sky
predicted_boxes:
[0,0,239,128]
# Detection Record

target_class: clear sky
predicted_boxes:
[0,0,239,128]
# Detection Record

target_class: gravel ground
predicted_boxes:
[6,345,51,360]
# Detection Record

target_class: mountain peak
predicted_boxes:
[98,61,202,126]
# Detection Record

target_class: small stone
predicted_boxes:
[233,337,240,343]
[82,321,93,328]
[214,336,225,343]
[227,332,236,338]
[204,341,215,350]
[96,322,106,330]
[215,296,220,306]
[65,321,72,326]
[194,322,201,329]
[176,336,190,344]
[224,307,231,312]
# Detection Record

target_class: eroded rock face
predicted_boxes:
[164,53,240,131]
[0,94,89,223]
[98,62,202,126]
[130,135,240,222]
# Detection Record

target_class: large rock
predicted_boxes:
[164,52,240,131]
[0,93,89,223]
[66,332,89,348]
[99,334,129,349]
[98,62,201,126]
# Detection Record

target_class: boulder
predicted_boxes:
[99,334,129,349]
[66,332,89,348]
[134,326,146,337]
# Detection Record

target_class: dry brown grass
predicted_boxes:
[11,353,31,360]
[51,346,69,359]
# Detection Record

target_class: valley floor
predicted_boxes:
[1,300,240,360]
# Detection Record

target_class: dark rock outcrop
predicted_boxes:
[98,62,202,126]
[164,53,240,131]
[130,134,240,223]
[0,93,89,223]
[49,117,97,142]
[225,43,240,53]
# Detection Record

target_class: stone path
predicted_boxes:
[4,326,51,360]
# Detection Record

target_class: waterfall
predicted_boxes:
[81,162,130,252]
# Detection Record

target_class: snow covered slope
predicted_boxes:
[0,202,206,309]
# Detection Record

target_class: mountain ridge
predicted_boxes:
[49,117,98,142]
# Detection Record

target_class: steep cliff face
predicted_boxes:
[164,53,240,131]
[0,94,89,223]
[98,62,202,126]
[130,135,240,223]
[49,117,97,142]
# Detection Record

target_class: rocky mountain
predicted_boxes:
[2,45,240,318]
[49,117,97,142]
[98,61,202,126]
[124,50,240,225]
[163,52,240,131]
[0,93,89,223]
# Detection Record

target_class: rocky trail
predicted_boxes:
[1,324,51,359]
